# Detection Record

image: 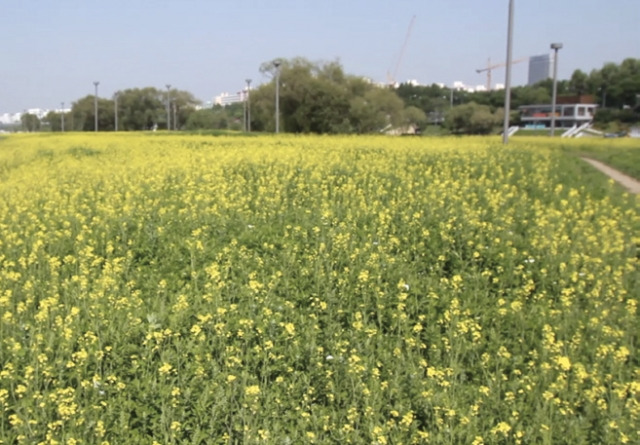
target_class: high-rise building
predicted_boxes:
[528,54,552,86]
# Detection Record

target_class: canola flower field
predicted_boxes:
[0,133,638,444]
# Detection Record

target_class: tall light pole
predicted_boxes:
[93,81,99,132]
[114,92,119,131]
[173,102,177,130]
[61,102,65,132]
[246,78,252,132]
[550,42,563,137]
[502,0,514,144]
[274,60,281,133]
[243,89,247,132]
[165,84,171,131]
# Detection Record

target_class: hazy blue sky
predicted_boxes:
[2,0,638,112]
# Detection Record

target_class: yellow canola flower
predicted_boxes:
[245,385,261,397]
[555,356,572,372]
[159,362,173,375]
[0,133,637,444]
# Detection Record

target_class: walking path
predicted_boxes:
[581,157,640,194]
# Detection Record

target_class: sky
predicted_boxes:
[1,0,638,112]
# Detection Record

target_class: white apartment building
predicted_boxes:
[214,91,248,106]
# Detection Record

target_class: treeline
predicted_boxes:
[18,57,640,134]
[43,87,200,132]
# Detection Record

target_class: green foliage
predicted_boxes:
[20,113,40,132]
[249,58,418,134]
[589,59,640,109]
[71,96,117,131]
[185,104,245,131]
[395,83,451,114]
[397,58,639,129]
[402,106,428,128]
[44,111,68,132]
[445,102,502,134]
[69,87,200,132]
[594,108,640,128]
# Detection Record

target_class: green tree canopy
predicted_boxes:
[249,57,418,134]
[70,96,114,131]
[185,103,244,131]
[20,113,40,132]
[445,102,502,135]
[69,87,200,132]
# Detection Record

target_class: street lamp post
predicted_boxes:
[61,102,65,132]
[502,0,514,144]
[274,61,281,133]
[246,78,252,132]
[243,89,247,132]
[114,92,119,131]
[166,84,171,131]
[550,42,563,137]
[93,81,99,132]
[173,102,177,130]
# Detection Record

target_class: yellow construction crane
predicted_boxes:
[476,57,528,91]
[387,15,416,86]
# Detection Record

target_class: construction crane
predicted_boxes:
[476,57,528,91]
[387,15,416,86]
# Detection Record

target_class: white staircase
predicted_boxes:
[504,126,519,137]
[562,122,591,138]
[561,124,578,138]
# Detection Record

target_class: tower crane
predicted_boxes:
[387,15,416,86]
[476,57,528,91]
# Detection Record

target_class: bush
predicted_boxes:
[444,102,502,134]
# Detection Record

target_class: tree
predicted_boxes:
[67,87,200,132]
[569,69,589,95]
[579,59,640,109]
[445,102,501,135]
[252,58,352,133]
[510,85,551,108]
[20,113,41,132]
[70,96,115,131]
[401,106,428,129]
[44,110,70,132]
[349,87,405,133]
[166,88,201,130]
[185,103,244,131]
[115,88,164,131]
[45,111,61,132]
[249,57,415,134]
[395,83,453,114]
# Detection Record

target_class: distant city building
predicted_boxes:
[0,107,70,126]
[528,54,552,86]
[214,91,248,106]
[452,81,487,93]
[194,101,214,111]
[452,81,467,91]
[0,113,21,125]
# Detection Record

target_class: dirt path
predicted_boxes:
[581,157,640,194]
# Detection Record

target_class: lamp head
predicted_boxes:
[550,43,563,50]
